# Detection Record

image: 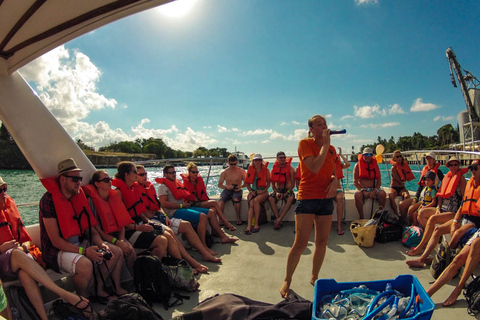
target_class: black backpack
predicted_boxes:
[96,293,164,320]
[133,255,183,310]
[6,286,42,320]
[430,240,457,279]
[464,276,480,315]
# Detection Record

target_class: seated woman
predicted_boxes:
[0,177,92,320]
[181,162,236,231]
[113,162,212,273]
[427,230,480,307]
[158,164,237,252]
[84,170,137,275]
[388,150,413,215]
[407,171,437,227]
[245,154,270,234]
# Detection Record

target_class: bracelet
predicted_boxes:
[112,237,117,244]
[452,219,458,224]
[79,247,84,255]
[180,203,183,209]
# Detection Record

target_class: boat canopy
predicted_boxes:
[0,0,172,75]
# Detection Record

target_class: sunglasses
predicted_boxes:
[190,171,199,174]
[64,175,83,183]
[395,155,402,159]
[0,187,7,193]
[278,156,286,160]
[138,173,147,177]
[448,163,459,167]
[254,159,262,162]
[229,162,237,166]
[363,153,373,157]
[99,177,112,183]
[167,171,176,175]
[471,166,479,171]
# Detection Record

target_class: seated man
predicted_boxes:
[158,164,237,251]
[406,159,480,268]
[218,154,246,225]
[353,147,386,219]
[1,176,91,320]
[40,158,127,299]
[268,151,296,230]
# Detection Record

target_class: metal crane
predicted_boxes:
[446,47,480,122]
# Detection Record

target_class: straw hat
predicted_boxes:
[57,158,82,176]
[0,177,6,187]
[362,147,373,155]
[425,152,436,160]
[253,154,263,160]
[445,156,460,167]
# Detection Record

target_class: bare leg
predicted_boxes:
[311,214,333,285]
[406,221,451,267]
[207,208,237,243]
[399,198,414,221]
[18,270,48,320]
[388,190,399,215]
[233,201,242,224]
[280,214,315,298]
[354,191,364,219]
[268,196,280,220]
[252,193,269,230]
[101,243,128,296]
[177,221,221,262]
[406,212,453,256]
[163,229,182,259]
[150,234,168,259]
[336,192,344,234]
[377,190,387,208]
[164,227,209,273]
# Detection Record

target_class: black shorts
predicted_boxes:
[295,198,334,216]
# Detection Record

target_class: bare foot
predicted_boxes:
[224,223,237,231]
[65,294,89,310]
[310,276,318,286]
[406,247,423,256]
[442,288,462,307]
[207,248,218,256]
[406,259,426,268]
[115,288,129,296]
[280,280,291,299]
[192,262,209,273]
[202,254,222,263]
[221,236,238,243]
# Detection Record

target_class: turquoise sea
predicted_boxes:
[0,162,446,226]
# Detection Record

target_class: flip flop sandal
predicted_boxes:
[252,227,260,233]
[236,220,243,225]
[244,229,252,235]
[225,224,237,231]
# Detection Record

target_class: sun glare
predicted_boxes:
[157,0,198,18]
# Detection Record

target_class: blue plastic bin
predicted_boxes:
[312,274,434,320]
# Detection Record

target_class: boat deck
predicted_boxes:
[141,221,465,320]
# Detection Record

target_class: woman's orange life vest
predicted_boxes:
[112,178,147,218]
[389,159,415,182]
[82,185,133,234]
[335,156,344,180]
[357,154,381,180]
[155,177,190,200]
[138,181,161,212]
[418,163,441,186]
[245,162,269,188]
[180,174,209,202]
[437,168,469,199]
[0,195,32,244]
[270,158,293,184]
[41,177,98,239]
[461,178,480,216]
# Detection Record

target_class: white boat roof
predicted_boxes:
[0,0,172,75]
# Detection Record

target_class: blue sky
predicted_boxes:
[19,0,480,158]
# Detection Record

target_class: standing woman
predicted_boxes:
[280,115,337,298]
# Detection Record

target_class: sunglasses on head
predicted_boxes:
[190,171,199,174]
[64,175,83,183]
[138,173,147,177]
[0,187,7,193]
[363,153,373,157]
[99,177,112,183]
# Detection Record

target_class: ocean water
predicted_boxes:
[0,162,445,226]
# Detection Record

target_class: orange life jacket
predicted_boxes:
[82,185,133,234]
[389,159,415,182]
[41,177,98,239]
[155,177,190,200]
[270,158,293,184]
[245,162,269,188]
[180,174,209,202]
[461,178,480,216]
[112,178,146,218]
[437,168,469,199]
[295,166,301,180]
[335,155,344,179]
[138,181,162,212]
[357,154,381,180]
[0,195,31,244]
[418,163,441,186]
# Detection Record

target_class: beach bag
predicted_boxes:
[402,225,424,249]
[376,222,403,243]
[430,240,457,279]
[133,255,183,309]
[6,286,42,320]
[96,293,164,320]
[161,257,199,292]
[464,276,480,315]
[350,219,377,248]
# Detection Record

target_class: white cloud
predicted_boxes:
[433,115,455,122]
[217,125,228,132]
[388,104,405,114]
[341,114,354,120]
[325,114,332,118]
[410,98,439,112]
[292,121,301,125]
[241,129,274,136]
[355,0,378,5]
[280,121,287,126]
[360,122,400,128]
[354,104,387,118]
